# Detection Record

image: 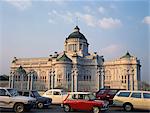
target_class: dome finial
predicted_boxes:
[74,26,80,32]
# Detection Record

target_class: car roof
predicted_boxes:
[0,87,16,90]
[0,87,12,89]
[99,88,123,90]
[46,89,64,92]
[118,90,150,93]
[18,90,37,92]
[68,92,93,95]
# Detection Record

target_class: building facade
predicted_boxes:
[104,52,141,90]
[10,26,104,92]
[10,26,141,91]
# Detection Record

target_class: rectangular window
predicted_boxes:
[89,76,91,81]
[131,93,141,98]
[53,91,61,95]
[87,76,88,80]
[0,89,6,96]
[78,94,84,99]
[98,90,106,95]
[108,90,118,95]
[143,93,150,99]
[71,94,78,99]
[46,91,52,95]
[84,76,86,80]
[117,92,131,97]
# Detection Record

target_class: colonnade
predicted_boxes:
[9,71,35,91]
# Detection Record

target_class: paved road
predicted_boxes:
[0,105,149,113]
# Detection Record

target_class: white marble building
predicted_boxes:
[104,52,141,90]
[10,26,104,92]
[10,26,141,91]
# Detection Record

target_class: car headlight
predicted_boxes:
[27,100,32,104]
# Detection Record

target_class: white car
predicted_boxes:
[113,90,150,111]
[0,87,36,113]
[42,89,68,104]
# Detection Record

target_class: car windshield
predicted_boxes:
[7,89,19,97]
[32,91,41,97]
[61,90,67,95]
[88,94,96,100]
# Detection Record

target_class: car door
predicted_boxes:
[77,94,92,111]
[130,92,143,109]
[68,94,79,110]
[142,92,150,110]
[53,91,62,104]
[44,90,53,98]
[0,89,12,108]
[75,94,85,110]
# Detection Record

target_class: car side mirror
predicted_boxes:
[5,92,11,97]
[6,94,11,97]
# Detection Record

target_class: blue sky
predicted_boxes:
[0,0,150,83]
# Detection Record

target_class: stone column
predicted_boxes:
[74,69,78,92]
[127,70,130,90]
[27,73,30,90]
[11,72,14,88]
[53,70,56,88]
[51,71,54,89]
[48,71,51,90]
[9,72,12,88]
[71,70,74,92]
[101,67,104,89]
[51,74,54,89]
[131,69,134,90]
[97,67,100,90]
[30,73,33,90]
[21,74,23,91]
[66,71,68,90]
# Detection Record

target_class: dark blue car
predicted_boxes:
[18,90,52,109]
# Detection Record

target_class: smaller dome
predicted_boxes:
[67,26,87,41]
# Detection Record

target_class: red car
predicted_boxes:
[63,92,108,113]
[95,89,121,104]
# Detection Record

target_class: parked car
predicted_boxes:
[42,89,68,104]
[63,92,109,113]
[95,88,121,104]
[18,90,52,109]
[0,87,36,113]
[113,90,150,111]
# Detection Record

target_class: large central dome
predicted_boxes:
[67,26,87,41]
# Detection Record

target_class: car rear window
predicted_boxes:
[108,90,118,95]
[0,89,6,96]
[131,93,141,98]
[117,92,131,97]
[53,91,61,95]
[97,90,106,94]
[23,92,30,96]
[143,93,150,99]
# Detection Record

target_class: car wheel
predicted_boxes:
[93,106,100,113]
[64,104,70,112]
[123,103,133,112]
[14,103,24,113]
[37,102,44,109]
